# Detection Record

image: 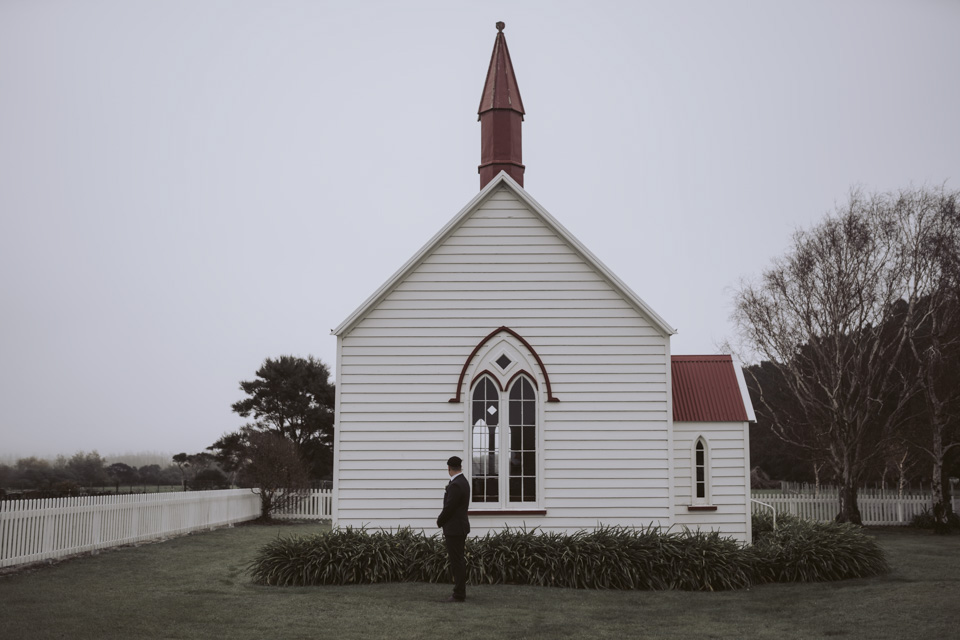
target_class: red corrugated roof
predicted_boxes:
[671,355,749,422]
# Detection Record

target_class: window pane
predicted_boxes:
[696,481,705,499]
[522,452,535,474]
[509,399,520,426]
[696,466,704,483]
[522,426,535,449]
[509,451,521,475]
[486,402,499,426]
[509,477,521,502]
[522,400,535,426]
[472,401,484,422]
[510,425,522,451]
[523,477,536,501]
[485,478,499,502]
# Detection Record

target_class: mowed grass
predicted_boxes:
[0,524,957,640]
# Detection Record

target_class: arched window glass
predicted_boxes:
[468,370,539,508]
[508,376,537,502]
[471,376,499,503]
[695,438,707,501]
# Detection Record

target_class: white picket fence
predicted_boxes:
[0,488,333,569]
[274,489,333,521]
[750,490,958,525]
[3,487,947,568]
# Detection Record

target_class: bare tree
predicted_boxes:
[735,190,925,523]
[892,187,960,527]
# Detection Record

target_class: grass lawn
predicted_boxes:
[0,524,957,640]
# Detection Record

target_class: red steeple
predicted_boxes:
[478,22,525,189]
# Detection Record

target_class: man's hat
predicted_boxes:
[447,456,463,468]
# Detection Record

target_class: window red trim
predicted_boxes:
[449,326,558,403]
[473,370,504,391]
[505,369,537,393]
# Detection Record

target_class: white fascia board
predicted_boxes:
[332,171,677,338]
[732,359,758,423]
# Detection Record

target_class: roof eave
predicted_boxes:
[732,358,758,423]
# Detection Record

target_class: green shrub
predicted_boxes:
[465,526,754,590]
[910,507,960,533]
[752,517,888,582]
[250,520,888,590]
[249,527,446,586]
[751,511,778,539]
[251,526,752,590]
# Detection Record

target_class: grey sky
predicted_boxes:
[2,1,958,459]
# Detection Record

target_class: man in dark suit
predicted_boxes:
[437,455,470,602]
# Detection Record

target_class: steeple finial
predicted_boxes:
[478,21,525,189]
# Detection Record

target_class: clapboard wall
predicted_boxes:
[333,179,677,535]
[672,421,752,542]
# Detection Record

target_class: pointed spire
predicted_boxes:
[478,22,525,189]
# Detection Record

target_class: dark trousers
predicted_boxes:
[444,534,467,600]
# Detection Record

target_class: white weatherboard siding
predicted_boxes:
[335,184,673,534]
[672,421,752,542]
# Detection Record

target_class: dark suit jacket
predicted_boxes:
[437,473,471,536]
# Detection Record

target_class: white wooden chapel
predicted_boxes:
[330,23,755,542]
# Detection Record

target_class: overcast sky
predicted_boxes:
[2,1,958,460]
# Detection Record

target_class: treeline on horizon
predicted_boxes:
[0,451,189,497]
[2,355,336,501]
[0,451,173,468]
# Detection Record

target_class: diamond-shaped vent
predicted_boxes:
[495,354,513,370]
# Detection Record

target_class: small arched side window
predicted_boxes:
[694,437,710,504]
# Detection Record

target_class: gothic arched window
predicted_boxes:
[470,373,538,507]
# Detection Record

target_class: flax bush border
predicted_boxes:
[249,517,887,590]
